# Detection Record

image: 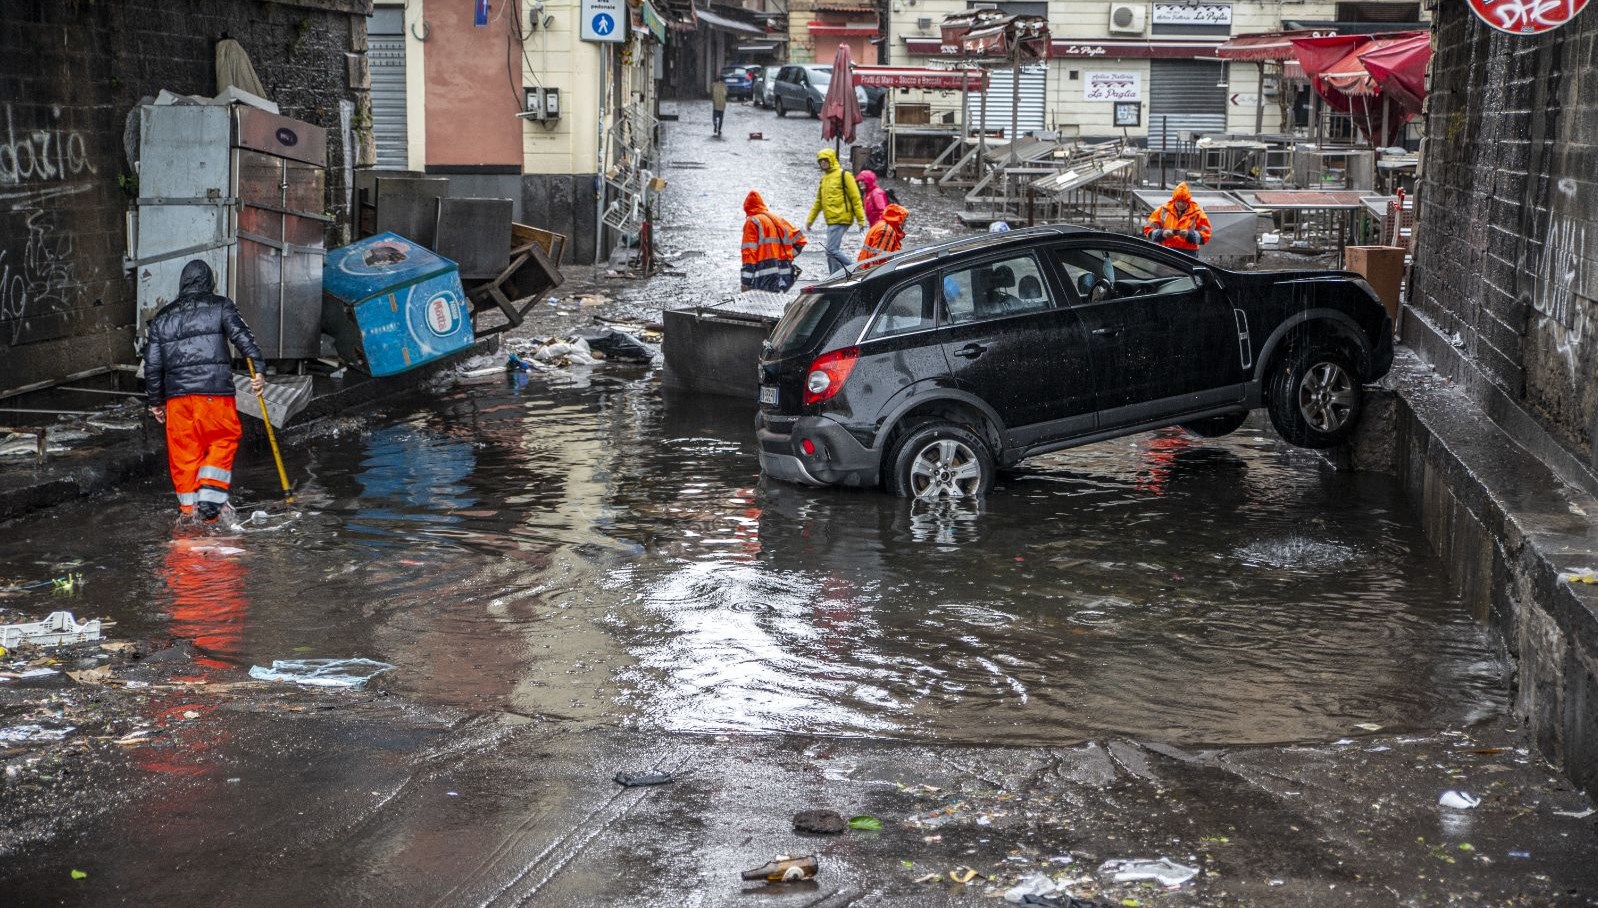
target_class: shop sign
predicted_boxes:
[1084,71,1141,101]
[1151,3,1233,25]
[1467,0,1590,34]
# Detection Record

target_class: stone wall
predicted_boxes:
[1409,0,1598,470]
[0,0,372,394]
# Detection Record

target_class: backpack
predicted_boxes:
[884,187,902,206]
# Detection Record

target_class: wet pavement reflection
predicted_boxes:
[4,362,1504,749]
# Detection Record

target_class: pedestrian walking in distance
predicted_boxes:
[857,203,909,269]
[710,80,728,138]
[740,191,806,292]
[144,259,264,523]
[805,148,865,275]
[1143,181,1211,253]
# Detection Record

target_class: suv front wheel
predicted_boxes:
[775,98,787,117]
[888,422,995,499]
[1266,346,1363,448]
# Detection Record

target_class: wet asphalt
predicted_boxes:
[1,101,1596,905]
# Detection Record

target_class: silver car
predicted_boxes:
[772,64,868,119]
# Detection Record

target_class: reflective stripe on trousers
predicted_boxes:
[165,394,241,512]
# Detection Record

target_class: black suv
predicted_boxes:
[756,226,1393,497]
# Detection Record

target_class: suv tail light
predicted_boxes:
[803,346,859,405]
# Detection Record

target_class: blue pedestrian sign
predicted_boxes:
[580,0,626,42]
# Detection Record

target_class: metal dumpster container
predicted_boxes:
[321,232,473,377]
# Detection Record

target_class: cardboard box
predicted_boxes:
[1344,245,1406,332]
[895,103,932,125]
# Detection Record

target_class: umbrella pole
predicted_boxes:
[246,360,294,505]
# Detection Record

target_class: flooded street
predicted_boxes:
[3,102,1594,906]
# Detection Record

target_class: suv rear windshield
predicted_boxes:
[768,292,845,357]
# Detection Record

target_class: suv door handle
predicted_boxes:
[1091,327,1121,338]
[953,342,987,359]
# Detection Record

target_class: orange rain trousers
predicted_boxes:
[165,394,241,514]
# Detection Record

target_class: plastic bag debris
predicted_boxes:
[0,724,75,743]
[531,337,597,366]
[1005,872,1062,903]
[572,326,656,363]
[793,809,846,834]
[0,611,103,648]
[1561,568,1598,584]
[613,770,673,787]
[1097,858,1198,887]
[741,855,817,883]
[1438,790,1481,809]
[247,658,394,688]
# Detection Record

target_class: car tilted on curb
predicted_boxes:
[756,225,1394,498]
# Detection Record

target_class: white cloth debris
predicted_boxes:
[1438,790,1481,809]
[248,658,395,688]
[1097,857,1199,887]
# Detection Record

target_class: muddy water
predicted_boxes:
[1,360,1504,748]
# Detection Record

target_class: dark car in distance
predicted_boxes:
[756,226,1394,498]
[720,64,759,101]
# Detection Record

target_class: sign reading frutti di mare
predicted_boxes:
[1151,2,1233,25]
[1467,0,1590,34]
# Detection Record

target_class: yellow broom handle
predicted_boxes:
[246,360,294,504]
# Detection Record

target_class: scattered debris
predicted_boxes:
[740,855,817,883]
[948,867,982,884]
[1553,807,1595,819]
[66,666,113,685]
[247,658,394,688]
[70,869,87,880]
[1438,790,1481,810]
[1005,872,1063,903]
[571,326,656,363]
[0,611,103,648]
[1097,858,1199,887]
[613,770,673,787]
[0,724,75,743]
[793,809,846,834]
[1560,568,1598,584]
[847,815,884,831]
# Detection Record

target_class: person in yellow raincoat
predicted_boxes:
[805,148,865,275]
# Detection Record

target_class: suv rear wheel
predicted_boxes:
[1266,346,1363,448]
[775,98,787,117]
[1182,411,1248,438]
[888,422,994,499]
[806,99,817,118]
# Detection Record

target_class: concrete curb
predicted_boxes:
[1368,350,1598,799]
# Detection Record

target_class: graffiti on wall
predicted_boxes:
[1530,178,1595,385]
[0,104,95,344]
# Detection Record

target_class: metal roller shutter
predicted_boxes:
[965,64,1047,138]
[1147,59,1228,149]
[369,9,408,170]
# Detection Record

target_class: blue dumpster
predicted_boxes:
[322,232,474,376]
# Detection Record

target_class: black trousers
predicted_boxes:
[712,109,725,133]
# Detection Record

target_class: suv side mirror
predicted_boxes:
[1191,266,1213,290]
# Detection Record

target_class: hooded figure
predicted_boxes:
[1143,181,1212,253]
[806,149,866,275]
[857,169,890,227]
[740,190,807,292]
[144,259,264,521]
[857,203,909,269]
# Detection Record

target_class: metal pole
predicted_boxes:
[596,43,608,265]
[1254,62,1265,136]
[1009,47,1020,164]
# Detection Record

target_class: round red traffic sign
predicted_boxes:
[1467,0,1590,34]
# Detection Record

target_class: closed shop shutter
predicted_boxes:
[965,64,1047,138]
[369,11,408,170]
[1147,59,1228,149]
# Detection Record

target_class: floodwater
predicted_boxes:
[3,359,1505,748]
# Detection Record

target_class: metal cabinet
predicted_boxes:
[130,102,328,359]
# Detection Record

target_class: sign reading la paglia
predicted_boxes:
[1467,0,1590,34]
[1152,2,1233,26]
[1084,71,1141,102]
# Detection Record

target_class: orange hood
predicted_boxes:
[882,204,909,229]
[743,191,768,216]
[1172,181,1193,203]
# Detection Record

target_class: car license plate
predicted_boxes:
[759,386,778,406]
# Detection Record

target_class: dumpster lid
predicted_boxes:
[324,232,459,304]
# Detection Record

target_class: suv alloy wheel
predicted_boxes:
[1266,346,1363,448]
[775,97,786,117]
[888,421,995,499]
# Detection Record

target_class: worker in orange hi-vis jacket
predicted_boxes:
[143,260,264,523]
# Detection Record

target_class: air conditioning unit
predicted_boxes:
[1108,4,1146,34]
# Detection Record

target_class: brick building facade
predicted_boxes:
[1409,0,1598,466]
[0,0,371,393]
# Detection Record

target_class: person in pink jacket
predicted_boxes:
[857,169,890,227]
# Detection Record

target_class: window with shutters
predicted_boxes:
[368,7,409,171]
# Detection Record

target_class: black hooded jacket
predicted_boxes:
[144,260,264,406]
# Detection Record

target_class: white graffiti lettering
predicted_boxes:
[1486,0,1575,31]
[0,104,96,186]
[0,209,79,343]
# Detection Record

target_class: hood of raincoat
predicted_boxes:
[743,190,769,216]
[1172,181,1193,203]
[816,148,839,172]
[881,203,908,229]
[857,169,878,192]
[178,259,217,298]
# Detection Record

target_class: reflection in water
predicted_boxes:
[0,372,1507,748]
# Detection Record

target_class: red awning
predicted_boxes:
[1291,32,1427,145]
[1214,29,1326,61]
[904,36,1222,58]
[1359,32,1430,116]
[809,22,879,36]
[852,65,987,91]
